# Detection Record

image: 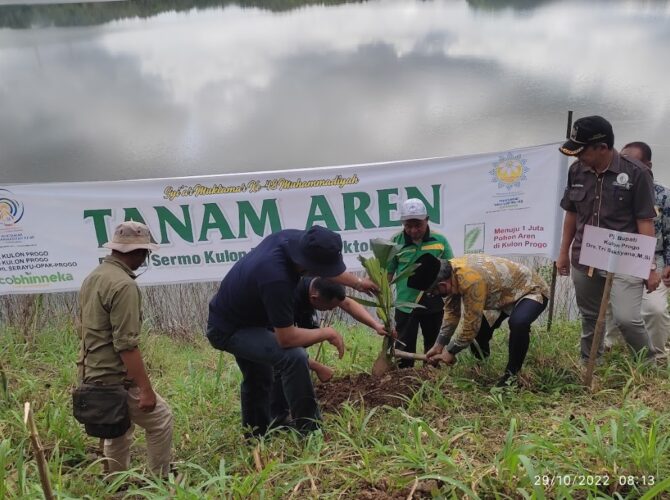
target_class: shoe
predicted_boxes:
[495,373,519,388]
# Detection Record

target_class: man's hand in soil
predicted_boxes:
[324,327,345,358]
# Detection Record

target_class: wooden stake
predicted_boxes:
[406,477,419,500]
[305,465,318,496]
[546,263,558,332]
[252,445,263,472]
[23,402,54,500]
[583,272,614,388]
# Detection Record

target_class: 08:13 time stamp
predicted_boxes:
[534,474,656,487]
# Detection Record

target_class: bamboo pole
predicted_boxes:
[547,110,573,332]
[23,402,54,500]
[583,272,614,388]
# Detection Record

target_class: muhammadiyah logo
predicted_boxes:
[0,189,25,226]
[489,153,529,190]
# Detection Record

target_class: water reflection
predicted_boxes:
[0,0,668,186]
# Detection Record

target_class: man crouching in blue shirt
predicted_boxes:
[206,226,378,437]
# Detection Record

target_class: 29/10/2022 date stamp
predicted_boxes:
[533,475,656,487]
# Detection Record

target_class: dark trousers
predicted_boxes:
[206,323,320,437]
[470,297,548,375]
[395,309,443,368]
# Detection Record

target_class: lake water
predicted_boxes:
[1,0,669,187]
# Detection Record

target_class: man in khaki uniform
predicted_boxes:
[556,116,656,363]
[78,221,173,476]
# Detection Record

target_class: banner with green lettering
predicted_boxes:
[1,142,564,294]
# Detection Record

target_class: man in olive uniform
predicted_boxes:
[78,221,173,476]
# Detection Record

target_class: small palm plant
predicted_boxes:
[351,238,424,375]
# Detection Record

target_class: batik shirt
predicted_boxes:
[439,254,549,354]
[653,182,670,269]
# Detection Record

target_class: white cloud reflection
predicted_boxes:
[0,0,668,185]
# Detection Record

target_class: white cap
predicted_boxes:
[400,198,428,221]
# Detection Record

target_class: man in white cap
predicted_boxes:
[78,221,173,476]
[387,199,453,367]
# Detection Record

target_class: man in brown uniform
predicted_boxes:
[78,221,173,476]
[556,116,657,363]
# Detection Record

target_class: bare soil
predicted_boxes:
[315,366,440,413]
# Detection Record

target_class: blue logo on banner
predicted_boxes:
[0,189,25,226]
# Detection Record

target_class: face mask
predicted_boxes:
[134,251,151,277]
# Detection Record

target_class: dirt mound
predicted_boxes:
[315,366,439,413]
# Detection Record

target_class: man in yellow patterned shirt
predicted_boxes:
[408,253,549,386]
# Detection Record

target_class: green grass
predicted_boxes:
[1,318,669,499]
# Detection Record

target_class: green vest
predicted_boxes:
[388,228,453,313]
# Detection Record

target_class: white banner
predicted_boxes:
[579,225,656,279]
[1,142,564,295]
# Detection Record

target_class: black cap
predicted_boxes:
[407,253,442,291]
[287,226,346,278]
[560,115,614,156]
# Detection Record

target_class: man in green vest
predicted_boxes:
[388,199,454,367]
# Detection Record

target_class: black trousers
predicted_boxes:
[395,309,443,368]
[470,297,548,376]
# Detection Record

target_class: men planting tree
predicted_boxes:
[206,226,378,437]
[270,276,391,420]
[408,253,549,386]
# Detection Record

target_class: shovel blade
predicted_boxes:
[371,334,396,376]
[372,349,394,377]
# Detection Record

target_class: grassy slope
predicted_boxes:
[1,319,669,499]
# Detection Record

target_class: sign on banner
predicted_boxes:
[579,225,656,279]
[1,142,564,295]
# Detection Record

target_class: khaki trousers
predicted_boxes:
[606,280,670,355]
[104,387,173,476]
[572,267,652,360]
